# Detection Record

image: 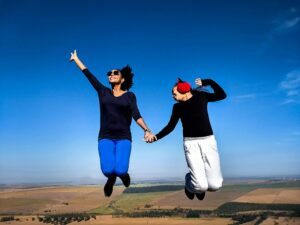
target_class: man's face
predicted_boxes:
[172,86,184,101]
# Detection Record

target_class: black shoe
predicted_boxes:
[104,175,116,197]
[119,173,131,187]
[184,187,195,200]
[195,192,206,200]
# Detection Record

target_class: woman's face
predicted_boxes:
[172,86,185,102]
[107,69,124,85]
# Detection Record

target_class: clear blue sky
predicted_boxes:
[1,0,300,184]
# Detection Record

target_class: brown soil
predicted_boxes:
[149,189,248,210]
[233,188,300,204]
[0,186,124,214]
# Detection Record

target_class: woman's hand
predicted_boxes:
[195,78,202,86]
[144,131,157,143]
[69,50,86,70]
[69,50,78,62]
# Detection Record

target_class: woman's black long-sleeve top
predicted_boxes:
[82,69,142,141]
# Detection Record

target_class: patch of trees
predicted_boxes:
[215,202,300,214]
[230,214,268,225]
[116,202,300,218]
[112,202,300,224]
[254,214,268,225]
[229,214,257,225]
[118,208,212,218]
[0,216,15,222]
[144,204,152,208]
[37,213,96,224]
[228,212,277,225]
[221,211,296,225]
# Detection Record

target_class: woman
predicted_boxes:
[70,50,153,197]
[150,77,226,200]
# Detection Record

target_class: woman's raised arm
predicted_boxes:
[70,50,105,92]
[70,50,86,71]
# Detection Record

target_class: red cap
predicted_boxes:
[177,79,191,94]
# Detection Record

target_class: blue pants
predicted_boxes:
[98,139,131,177]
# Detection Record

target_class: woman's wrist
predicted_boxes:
[144,128,151,133]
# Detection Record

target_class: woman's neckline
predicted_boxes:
[111,90,128,98]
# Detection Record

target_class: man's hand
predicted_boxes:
[69,50,78,62]
[195,78,202,86]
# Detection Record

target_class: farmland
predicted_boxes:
[1,179,299,224]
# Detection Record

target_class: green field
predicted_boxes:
[89,180,300,215]
[90,191,174,214]
[1,179,300,221]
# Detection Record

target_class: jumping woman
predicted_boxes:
[149,77,226,200]
[70,50,153,197]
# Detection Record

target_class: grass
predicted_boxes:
[89,206,115,215]
[123,185,184,193]
[2,180,299,217]
[221,180,300,192]
[89,192,174,214]
[89,180,300,215]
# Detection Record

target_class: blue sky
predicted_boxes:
[0,0,300,184]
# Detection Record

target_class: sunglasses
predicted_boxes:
[107,70,120,76]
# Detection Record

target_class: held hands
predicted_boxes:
[144,131,157,143]
[69,49,78,62]
[195,78,202,86]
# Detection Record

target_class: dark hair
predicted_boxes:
[120,65,134,91]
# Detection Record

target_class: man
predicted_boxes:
[149,77,226,200]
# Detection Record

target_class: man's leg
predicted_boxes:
[201,135,223,191]
[184,139,208,193]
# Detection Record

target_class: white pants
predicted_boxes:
[183,135,223,193]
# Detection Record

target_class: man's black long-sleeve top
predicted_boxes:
[155,79,226,140]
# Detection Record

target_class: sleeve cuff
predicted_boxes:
[201,79,212,86]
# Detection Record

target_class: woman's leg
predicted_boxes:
[115,139,132,176]
[183,139,208,193]
[98,139,117,197]
[201,135,223,191]
[98,139,116,177]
